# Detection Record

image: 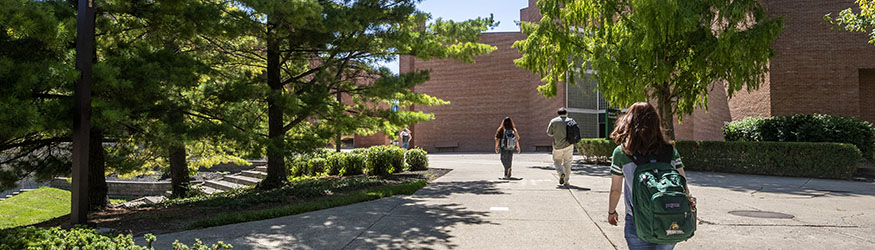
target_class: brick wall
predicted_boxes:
[354,132,392,148]
[404,32,564,152]
[860,69,875,123]
[766,0,875,118]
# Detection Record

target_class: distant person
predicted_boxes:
[547,107,576,186]
[399,128,412,149]
[495,117,521,179]
[607,102,694,250]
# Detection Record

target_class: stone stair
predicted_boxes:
[193,160,268,195]
[0,188,34,201]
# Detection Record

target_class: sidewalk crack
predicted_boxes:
[339,198,406,250]
[565,187,619,250]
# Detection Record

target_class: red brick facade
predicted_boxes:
[404,32,565,152]
[679,0,875,141]
[378,0,875,152]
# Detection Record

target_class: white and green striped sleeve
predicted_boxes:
[671,147,685,169]
[610,146,629,176]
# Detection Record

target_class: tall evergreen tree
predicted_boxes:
[206,0,498,189]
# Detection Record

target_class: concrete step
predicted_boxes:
[204,180,246,191]
[240,170,267,179]
[248,159,267,167]
[255,166,268,173]
[198,185,223,195]
[223,175,261,186]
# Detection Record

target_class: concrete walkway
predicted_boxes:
[148,153,875,250]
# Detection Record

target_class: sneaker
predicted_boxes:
[564,182,570,188]
[559,173,566,185]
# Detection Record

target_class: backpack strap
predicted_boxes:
[630,146,674,166]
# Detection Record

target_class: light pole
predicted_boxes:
[72,0,95,225]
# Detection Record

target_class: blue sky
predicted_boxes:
[377,0,529,73]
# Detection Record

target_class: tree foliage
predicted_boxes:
[205,0,497,188]
[0,0,77,191]
[514,0,783,139]
[826,0,875,44]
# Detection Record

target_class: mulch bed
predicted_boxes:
[33,168,451,236]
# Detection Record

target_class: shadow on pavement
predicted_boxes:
[411,180,507,198]
[530,164,613,177]
[533,162,875,197]
[556,184,591,191]
[343,202,495,249]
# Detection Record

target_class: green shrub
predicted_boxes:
[0,226,231,250]
[722,117,766,141]
[287,155,308,177]
[676,141,861,179]
[351,148,369,155]
[325,153,344,176]
[405,148,429,171]
[365,145,405,176]
[576,139,616,164]
[723,114,875,160]
[307,157,328,176]
[341,153,366,176]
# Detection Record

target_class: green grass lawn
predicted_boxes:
[0,187,130,229]
[0,187,71,229]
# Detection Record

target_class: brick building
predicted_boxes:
[358,0,875,152]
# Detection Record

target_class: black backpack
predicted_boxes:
[565,119,581,144]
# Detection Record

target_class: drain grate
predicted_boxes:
[729,210,794,219]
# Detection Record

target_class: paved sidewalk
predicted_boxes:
[147,153,875,250]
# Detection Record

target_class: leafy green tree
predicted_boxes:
[826,0,875,44]
[208,0,497,189]
[514,0,783,139]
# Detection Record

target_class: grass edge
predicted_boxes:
[185,179,428,229]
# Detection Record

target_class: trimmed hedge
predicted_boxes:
[325,153,344,176]
[341,153,366,176]
[576,139,861,179]
[285,145,426,178]
[307,157,328,176]
[0,226,231,250]
[576,139,615,164]
[365,145,405,176]
[723,114,875,160]
[405,148,429,171]
[676,141,861,179]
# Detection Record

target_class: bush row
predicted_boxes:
[577,139,861,179]
[0,226,230,250]
[287,146,429,178]
[723,114,875,160]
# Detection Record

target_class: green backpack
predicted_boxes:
[631,147,696,244]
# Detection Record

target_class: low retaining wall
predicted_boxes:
[50,178,171,199]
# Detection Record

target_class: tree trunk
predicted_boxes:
[88,127,108,210]
[657,85,676,141]
[336,91,342,152]
[168,111,190,198]
[260,23,286,190]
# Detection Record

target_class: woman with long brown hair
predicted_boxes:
[607,102,691,250]
[495,117,521,179]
